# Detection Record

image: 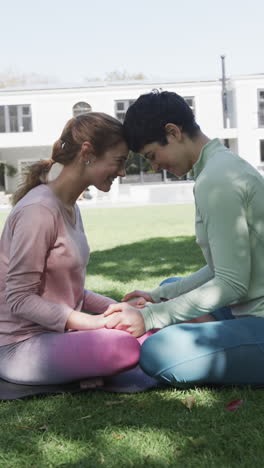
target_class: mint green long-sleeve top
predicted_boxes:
[140,139,264,331]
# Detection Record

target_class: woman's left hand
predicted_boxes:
[104,303,146,337]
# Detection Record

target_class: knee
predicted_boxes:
[110,332,140,374]
[139,331,191,388]
[140,334,162,378]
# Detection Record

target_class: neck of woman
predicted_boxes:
[47,170,88,207]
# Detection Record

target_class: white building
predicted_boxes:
[0,74,264,203]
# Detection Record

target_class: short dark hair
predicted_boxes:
[123,90,200,152]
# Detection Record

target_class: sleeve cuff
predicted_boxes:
[53,304,73,333]
[149,287,163,303]
[140,303,155,331]
[149,279,181,302]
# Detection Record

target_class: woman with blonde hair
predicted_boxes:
[0,112,141,391]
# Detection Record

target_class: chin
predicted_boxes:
[97,184,111,193]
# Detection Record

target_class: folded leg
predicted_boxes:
[0,329,140,385]
[140,317,264,387]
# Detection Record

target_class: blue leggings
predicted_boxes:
[140,278,264,387]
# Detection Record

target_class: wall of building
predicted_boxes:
[0,79,227,147]
[1,75,264,195]
[233,76,264,167]
[0,145,51,192]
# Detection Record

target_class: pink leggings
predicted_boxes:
[0,329,146,385]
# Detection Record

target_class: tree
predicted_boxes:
[0,69,58,88]
[84,70,147,83]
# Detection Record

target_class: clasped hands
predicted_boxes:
[103,290,153,337]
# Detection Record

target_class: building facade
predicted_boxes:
[0,74,264,197]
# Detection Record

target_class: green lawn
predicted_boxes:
[0,204,264,468]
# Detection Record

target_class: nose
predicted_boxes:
[117,168,126,177]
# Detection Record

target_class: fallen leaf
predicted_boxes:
[225,398,244,412]
[182,396,196,410]
[113,433,125,440]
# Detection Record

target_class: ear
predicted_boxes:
[80,141,97,164]
[165,123,183,142]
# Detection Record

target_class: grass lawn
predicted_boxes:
[0,204,264,467]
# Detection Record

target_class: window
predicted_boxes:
[0,105,32,133]
[18,159,40,173]
[184,96,195,116]
[17,159,39,185]
[17,159,39,182]
[258,90,264,127]
[260,140,264,162]
[114,99,136,122]
[115,97,195,123]
[0,107,5,132]
[73,102,92,117]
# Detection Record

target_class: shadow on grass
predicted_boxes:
[87,236,205,283]
[0,386,264,467]
[1,236,262,465]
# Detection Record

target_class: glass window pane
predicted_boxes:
[73,102,92,116]
[185,98,193,106]
[116,102,124,111]
[0,106,6,133]
[22,105,31,116]
[260,140,264,162]
[258,90,264,127]
[259,114,264,127]
[8,106,18,132]
[9,105,18,116]
[22,116,32,132]
[116,112,125,122]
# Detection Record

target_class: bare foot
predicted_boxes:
[80,377,104,389]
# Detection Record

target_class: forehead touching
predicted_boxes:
[105,141,128,159]
[140,142,160,158]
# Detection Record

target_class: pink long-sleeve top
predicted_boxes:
[0,184,113,346]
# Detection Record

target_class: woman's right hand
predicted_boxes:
[122,290,154,307]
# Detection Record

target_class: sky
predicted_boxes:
[1,0,264,85]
